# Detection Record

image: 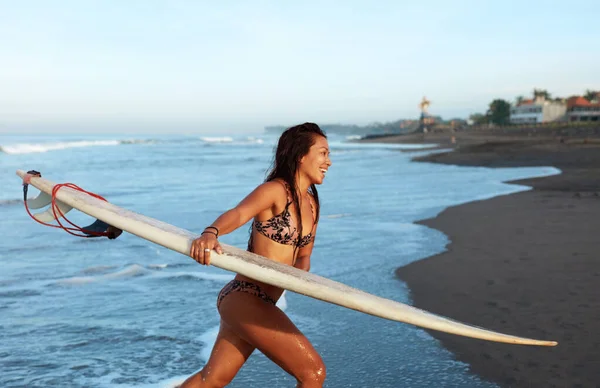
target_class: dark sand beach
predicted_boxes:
[363,129,600,387]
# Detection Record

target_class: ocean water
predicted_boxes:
[0,133,560,387]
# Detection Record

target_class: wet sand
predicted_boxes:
[364,131,600,387]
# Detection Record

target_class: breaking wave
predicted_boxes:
[156,272,234,282]
[244,136,264,144]
[200,136,265,145]
[120,138,158,145]
[55,264,233,286]
[56,264,151,285]
[345,135,363,140]
[200,136,234,143]
[0,138,156,154]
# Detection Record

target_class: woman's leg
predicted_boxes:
[218,291,326,388]
[179,320,255,388]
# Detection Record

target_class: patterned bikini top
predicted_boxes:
[253,182,315,248]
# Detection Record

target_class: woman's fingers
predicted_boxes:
[190,241,197,263]
[204,247,211,266]
[191,239,205,265]
[215,241,223,255]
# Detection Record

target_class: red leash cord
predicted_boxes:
[23,172,111,238]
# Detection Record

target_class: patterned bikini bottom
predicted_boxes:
[217,279,277,309]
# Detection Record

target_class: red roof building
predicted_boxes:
[566,96,600,122]
[517,99,534,106]
[510,96,566,124]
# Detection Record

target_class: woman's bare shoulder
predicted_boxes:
[252,179,289,201]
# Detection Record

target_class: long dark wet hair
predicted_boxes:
[248,122,327,252]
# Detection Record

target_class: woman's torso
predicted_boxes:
[235,180,316,301]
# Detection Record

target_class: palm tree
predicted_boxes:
[533,88,551,100]
[584,90,599,102]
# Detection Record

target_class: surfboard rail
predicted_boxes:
[16,169,558,346]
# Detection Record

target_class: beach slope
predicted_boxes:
[378,133,600,387]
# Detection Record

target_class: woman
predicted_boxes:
[181,123,332,388]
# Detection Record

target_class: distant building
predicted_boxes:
[566,96,600,122]
[509,96,566,124]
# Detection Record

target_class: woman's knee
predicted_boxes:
[296,359,326,385]
[197,368,235,388]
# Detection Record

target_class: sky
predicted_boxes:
[1,0,599,134]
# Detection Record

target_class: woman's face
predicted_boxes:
[299,135,331,185]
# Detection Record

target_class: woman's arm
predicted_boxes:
[294,252,312,272]
[294,223,318,272]
[190,181,285,264]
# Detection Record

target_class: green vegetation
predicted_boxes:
[468,113,488,125]
[584,90,600,102]
[533,88,551,100]
[468,100,511,126]
[487,99,512,125]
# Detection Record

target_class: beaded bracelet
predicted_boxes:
[202,226,219,237]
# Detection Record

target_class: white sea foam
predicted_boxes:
[58,265,232,286]
[244,136,264,144]
[108,264,149,278]
[57,264,150,285]
[156,375,189,388]
[57,276,97,285]
[345,135,363,140]
[148,263,168,269]
[81,265,118,274]
[199,136,266,145]
[0,140,120,154]
[93,372,135,388]
[158,271,234,282]
[120,138,157,145]
[199,324,221,362]
[200,136,233,143]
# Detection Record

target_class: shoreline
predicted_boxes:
[363,132,600,387]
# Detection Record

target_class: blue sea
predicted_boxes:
[0,133,559,387]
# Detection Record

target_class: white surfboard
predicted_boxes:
[16,169,557,346]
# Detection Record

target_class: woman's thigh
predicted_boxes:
[218,291,324,379]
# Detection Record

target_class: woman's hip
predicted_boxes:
[217,278,281,310]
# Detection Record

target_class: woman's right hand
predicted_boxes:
[190,233,223,265]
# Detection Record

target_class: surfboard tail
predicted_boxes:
[21,172,74,221]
